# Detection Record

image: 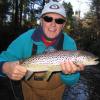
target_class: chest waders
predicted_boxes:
[22,34,66,100]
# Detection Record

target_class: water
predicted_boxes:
[62,64,100,100]
[81,64,100,100]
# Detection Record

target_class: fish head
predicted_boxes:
[81,56,99,65]
[77,50,99,65]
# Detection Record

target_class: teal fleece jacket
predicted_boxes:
[0,28,80,86]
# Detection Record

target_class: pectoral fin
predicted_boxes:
[25,70,34,80]
[43,71,52,81]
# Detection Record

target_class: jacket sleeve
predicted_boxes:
[0,36,24,76]
[60,72,80,86]
[0,61,6,76]
[0,29,34,76]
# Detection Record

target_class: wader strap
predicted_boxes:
[32,43,37,55]
[55,34,64,50]
[10,80,24,100]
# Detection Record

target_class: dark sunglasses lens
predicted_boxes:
[43,16,65,24]
[55,19,65,24]
[43,16,53,22]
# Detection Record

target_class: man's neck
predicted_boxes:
[41,35,56,47]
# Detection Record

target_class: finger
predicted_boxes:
[64,61,73,73]
[17,66,27,73]
[69,61,79,72]
[8,73,24,80]
[61,61,73,74]
[60,62,66,72]
[13,64,27,75]
[9,67,26,79]
[64,61,82,73]
[76,64,85,71]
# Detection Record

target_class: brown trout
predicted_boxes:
[21,50,99,80]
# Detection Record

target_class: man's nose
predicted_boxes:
[51,20,56,26]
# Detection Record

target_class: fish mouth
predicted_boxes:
[93,57,100,65]
[94,61,99,65]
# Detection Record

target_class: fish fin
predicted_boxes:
[43,71,52,81]
[25,70,34,80]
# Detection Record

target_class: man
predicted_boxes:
[0,1,88,100]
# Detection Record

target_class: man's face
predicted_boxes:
[41,13,66,39]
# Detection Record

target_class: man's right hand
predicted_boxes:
[2,61,27,80]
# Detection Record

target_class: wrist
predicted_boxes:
[2,62,10,74]
[0,61,7,75]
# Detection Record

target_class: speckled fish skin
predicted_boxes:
[22,50,99,80]
[21,50,99,80]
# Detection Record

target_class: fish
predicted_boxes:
[21,50,99,80]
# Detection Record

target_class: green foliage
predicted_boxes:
[63,2,74,33]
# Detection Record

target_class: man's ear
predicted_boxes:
[62,21,66,29]
[40,18,43,26]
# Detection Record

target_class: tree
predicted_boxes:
[0,0,10,26]
[90,0,100,38]
[63,2,74,33]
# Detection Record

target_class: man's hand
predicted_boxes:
[2,61,27,80]
[60,61,85,74]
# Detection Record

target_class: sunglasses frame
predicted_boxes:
[42,16,66,24]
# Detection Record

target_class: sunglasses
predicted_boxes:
[42,16,65,24]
